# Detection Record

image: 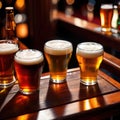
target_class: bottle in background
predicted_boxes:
[5,7,18,43]
[117,2,120,33]
[111,5,118,33]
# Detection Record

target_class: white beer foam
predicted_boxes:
[15,49,44,65]
[101,4,113,9]
[76,42,104,58]
[0,43,18,54]
[5,7,14,10]
[44,40,73,55]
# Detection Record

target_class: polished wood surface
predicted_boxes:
[102,52,120,78]
[0,68,120,120]
[25,0,56,51]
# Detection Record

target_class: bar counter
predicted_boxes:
[0,67,120,120]
[55,11,120,51]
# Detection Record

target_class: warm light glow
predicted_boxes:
[90,98,101,107]
[74,18,87,27]
[87,3,94,12]
[50,9,58,21]
[16,23,28,38]
[52,84,61,91]
[66,0,75,5]
[15,14,27,23]
[15,0,25,11]
[111,5,118,29]
[15,95,29,104]
[0,88,6,94]
[52,0,59,4]
[83,99,91,110]
[16,115,29,120]
[87,12,94,21]
[79,98,101,111]
[65,6,74,16]
[0,1,2,9]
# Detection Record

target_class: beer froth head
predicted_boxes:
[101,4,113,9]
[0,40,18,55]
[44,40,73,55]
[15,49,44,65]
[76,42,104,58]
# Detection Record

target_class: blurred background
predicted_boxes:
[0,0,118,49]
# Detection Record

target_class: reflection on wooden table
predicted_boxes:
[0,68,120,120]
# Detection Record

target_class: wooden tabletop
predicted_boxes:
[0,68,120,120]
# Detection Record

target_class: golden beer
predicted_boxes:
[44,40,73,83]
[0,40,18,88]
[100,4,113,32]
[14,49,44,95]
[76,42,104,85]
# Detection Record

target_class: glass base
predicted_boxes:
[80,79,97,86]
[19,89,39,95]
[50,78,66,84]
[101,28,112,35]
[101,27,111,32]
[0,76,16,88]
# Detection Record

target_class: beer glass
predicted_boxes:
[100,4,113,32]
[76,42,104,85]
[44,40,73,83]
[14,49,44,95]
[0,40,18,88]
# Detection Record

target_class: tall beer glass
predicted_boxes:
[14,49,44,95]
[76,42,104,85]
[44,40,73,83]
[0,40,18,88]
[100,4,113,32]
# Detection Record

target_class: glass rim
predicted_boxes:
[77,42,103,51]
[44,40,73,50]
[5,7,14,10]
[0,39,17,43]
[0,40,18,55]
[15,49,43,59]
[100,4,113,8]
[15,49,44,65]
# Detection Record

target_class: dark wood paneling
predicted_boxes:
[26,1,56,51]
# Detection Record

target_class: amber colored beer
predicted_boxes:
[44,40,73,83]
[100,4,113,32]
[0,40,18,88]
[14,49,44,95]
[76,42,104,85]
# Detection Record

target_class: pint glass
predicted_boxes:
[44,40,73,83]
[14,49,44,95]
[100,4,113,32]
[76,42,104,85]
[0,40,18,88]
